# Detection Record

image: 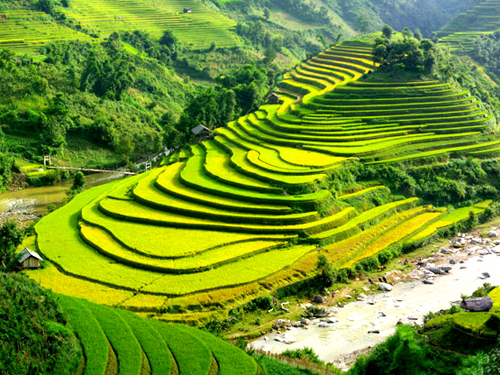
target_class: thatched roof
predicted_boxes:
[266,92,280,101]
[18,248,43,263]
[191,124,211,136]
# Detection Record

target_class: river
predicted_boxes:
[0,172,124,222]
[250,244,500,371]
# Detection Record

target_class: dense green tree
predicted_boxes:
[71,171,86,192]
[382,25,393,39]
[0,221,24,266]
[37,0,55,15]
[159,30,176,48]
[414,28,423,40]
[402,27,414,39]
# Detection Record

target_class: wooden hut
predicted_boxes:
[183,8,192,13]
[191,124,212,142]
[18,248,43,269]
[266,92,281,104]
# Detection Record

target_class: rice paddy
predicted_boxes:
[0,0,240,53]
[28,43,497,321]
[437,0,500,52]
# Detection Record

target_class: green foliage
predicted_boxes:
[281,347,322,365]
[373,31,436,73]
[0,152,12,190]
[349,325,463,375]
[72,171,86,191]
[174,64,272,141]
[257,355,317,374]
[0,273,82,375]
[317,254,337,288]
[0,221,24,266]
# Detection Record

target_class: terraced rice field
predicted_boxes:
[0,10,92,53]
[30,44,494,321]
[0,0,240,53]
[62,0,240,49]
[437,0,500,52]
[57,294,259,375]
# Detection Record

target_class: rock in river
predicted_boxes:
[379,283,393,292]
[460,297,493,312]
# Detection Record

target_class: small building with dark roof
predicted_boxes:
[266,92,281,104]
[18,248,43,269]
[191,124,211,136]
[183,8,192,13]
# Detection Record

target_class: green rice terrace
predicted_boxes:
[27,44,498,324]
[0,0,240,52]
[57,293,259,375]
[437,0,500,52]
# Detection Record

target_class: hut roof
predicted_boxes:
[18,248,43,263]
[191,124,211,136]
[266,92,280,101]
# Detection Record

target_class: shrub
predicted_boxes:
[0,273,82,374]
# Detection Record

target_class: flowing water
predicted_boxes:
[250,252,500,370]
[0,172,124,222]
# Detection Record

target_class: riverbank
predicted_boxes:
[250,223,500,371]
[0,172,124,225]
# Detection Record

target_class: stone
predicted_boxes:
[423,280,434,285]
[356,293,367,301]
[408,316,418,320]
[440,247,452,254]
[274,334,297,344]
[313,295,325,304]
[461,297,493,312]
[449,259,456,264]
[368,330,380,334]
[488,230,498,238]
[438,266,452,273]
[301,318,310,325]
[379,283,393,292]
[452,238,466,248]
[274,319,290,329]
[472,238,483,244]
[482,272,491,278]
[396,319,403,325]
[318,322,332,328]
[344,294,352,300]
[428,267,444,275]
[321,318,337,324]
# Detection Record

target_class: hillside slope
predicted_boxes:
[437,0,500,52]
[25,40,500,324]
[1,272,260,375]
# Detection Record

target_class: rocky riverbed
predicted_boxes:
[250,226,500,371]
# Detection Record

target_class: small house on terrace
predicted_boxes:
[183,8,192,13]
[18,248,43,269]
[191,124,212,142]
[266,92,281,104]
